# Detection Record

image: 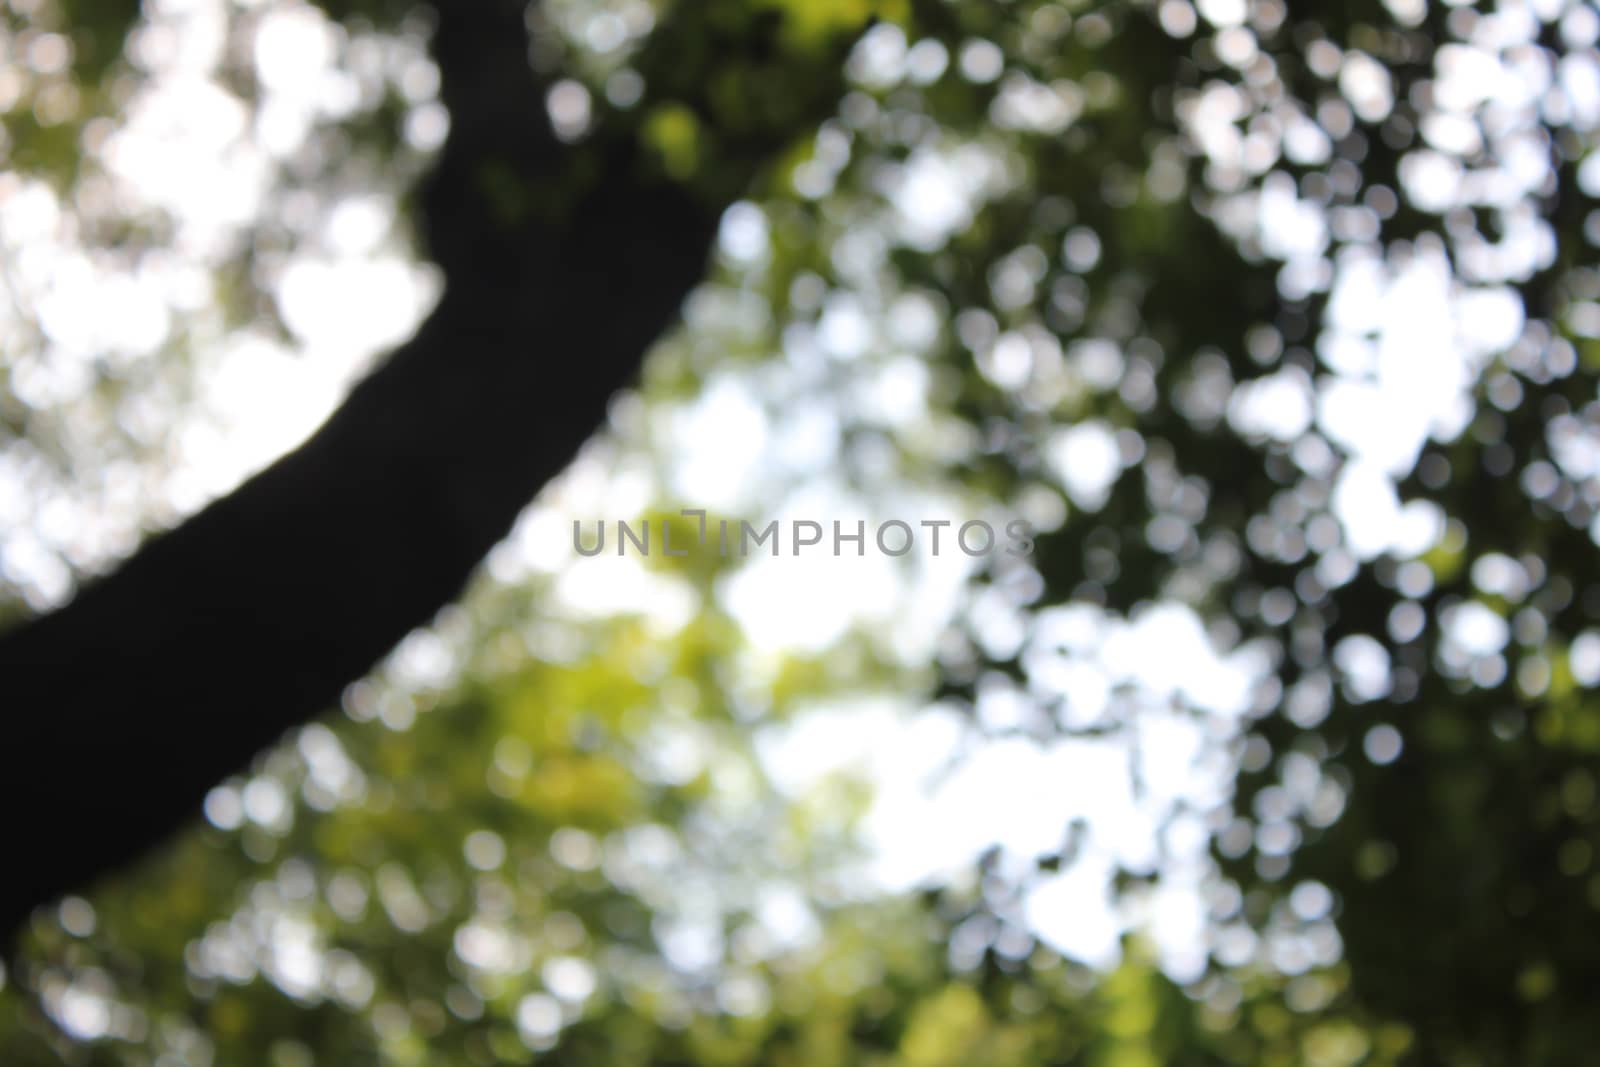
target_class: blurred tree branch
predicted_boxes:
[0,0,858,940]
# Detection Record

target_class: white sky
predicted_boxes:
[5,0,1594,999]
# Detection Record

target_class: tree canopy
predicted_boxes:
[3,0,1600,1063]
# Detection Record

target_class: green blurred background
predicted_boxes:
[4,0,1600,1063]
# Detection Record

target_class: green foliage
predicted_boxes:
[7,0,1600,1063]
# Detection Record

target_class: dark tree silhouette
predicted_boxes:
[0,0,852,939]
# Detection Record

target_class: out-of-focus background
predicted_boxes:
[4,0,1600,1062]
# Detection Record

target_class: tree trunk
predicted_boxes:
[0,0,734,939]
